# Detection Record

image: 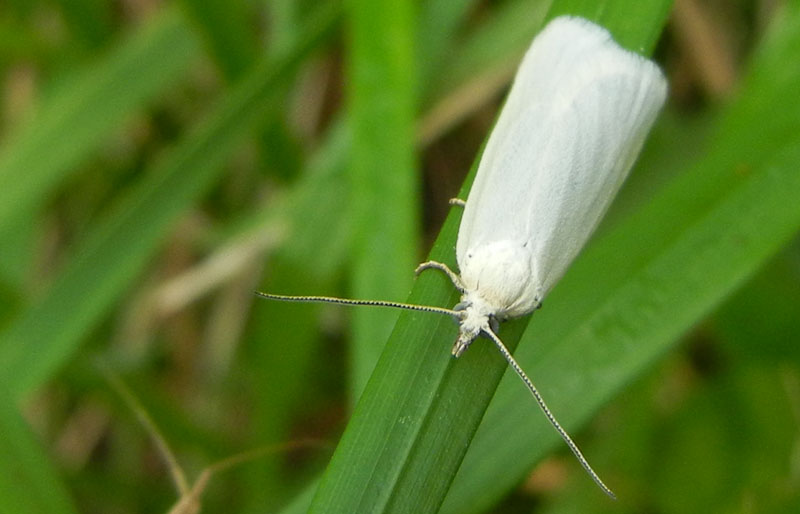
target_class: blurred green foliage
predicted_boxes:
[0,0,799,513]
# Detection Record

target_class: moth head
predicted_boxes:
[451,299,497,357]
[452,326,479,358]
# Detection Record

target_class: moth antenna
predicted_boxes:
[483,328,616,500]
[254,291,459,318]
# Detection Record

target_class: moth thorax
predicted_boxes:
[459,239,536,317]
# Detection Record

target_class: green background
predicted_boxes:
[0,0,798,512]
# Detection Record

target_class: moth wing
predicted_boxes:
[456,16,666,298]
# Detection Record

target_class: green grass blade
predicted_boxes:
[0,392,78,514]
[549,0,672,52]
[444,149,800,512]
[178,0,257,78]
[244,120,351,509]
[0,5,339,400]
[422,0,551,112]
[713,248,800,361]
[347,0,419,399]
[307,2,672,512]
[417,0,477,85]
[0,7,201,236]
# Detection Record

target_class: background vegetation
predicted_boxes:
[1,0,799,512]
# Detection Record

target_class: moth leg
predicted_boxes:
[448,198,466,208]
[415,261,465,292]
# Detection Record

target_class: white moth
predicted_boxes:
[257,16,667,498]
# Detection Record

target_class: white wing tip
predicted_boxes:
[542,15,668,102]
